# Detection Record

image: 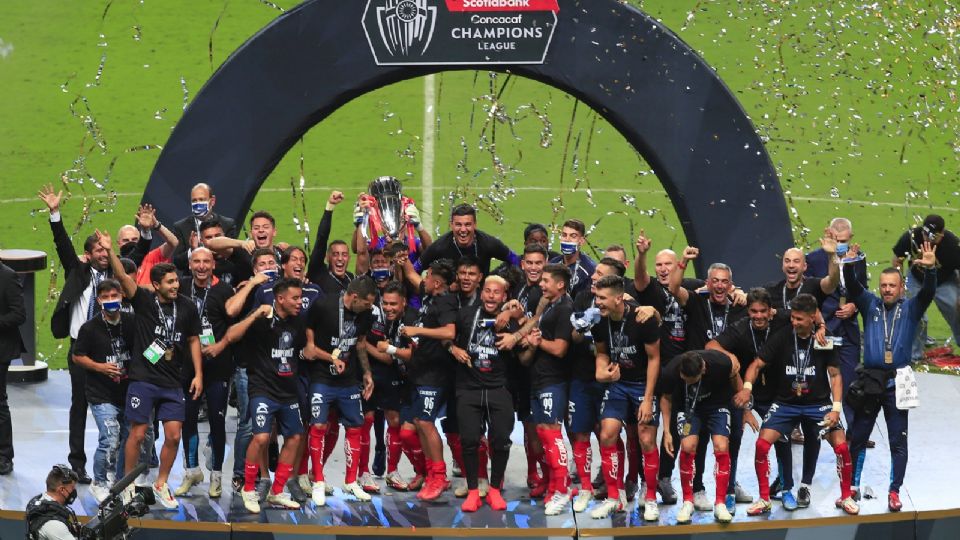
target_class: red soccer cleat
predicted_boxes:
[461,489,482,512]
[486,487,507,511]
[888,491,902,512]
[419,476,445,501]
[408,474,425,492]
[530,475,549,498]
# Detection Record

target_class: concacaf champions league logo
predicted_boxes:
[375,0,438,57]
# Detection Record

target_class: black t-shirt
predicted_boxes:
[74,313,136,405]
[530,295,574,390]
[306,294,374,386]
[179,278,235,382]
[634,282,687,361]
[684,293,747,351]
[417,230,514,275]
[714,312,791,404]
[408,290,459,387]
[214,249,252,288]
[757,326,840,406]
[660,350,734,412]
[764,278,828,313]
[592,305,660,383]
[454,305,519,389]
[512,282,543,318]
[128,287,202,389]
[253,279,323,322]
[244,314,307,403]
[570,290,598,383]
[367,307,418,384]
[314,268,356,297]
[893,228,960,284]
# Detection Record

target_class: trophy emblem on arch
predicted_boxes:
[357,176,421,255]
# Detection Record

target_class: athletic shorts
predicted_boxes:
[250,396,303,437]
[677,406,731,439]
[412,385,447,422]
[365,379,407,413]
[125,381,185,424]
[530,383,567,425]
[600,380,659,427]
[308,382,364,427]
[567,379,605,433]
[761,402,842,438]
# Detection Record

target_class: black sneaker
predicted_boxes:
[73,468,92,485]
[769,476,783,500]
[232,476,244,494]
[797,486,811,507]
[624,480,639,502]
[372,445,386,477]
[0,458,12,475]
[657,477,678,505]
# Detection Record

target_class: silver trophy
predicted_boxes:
[365,176,405,240]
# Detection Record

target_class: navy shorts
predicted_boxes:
[761,402,842,438]
[677,406,731,439]
[412,385,447,421]
[530,383,567,425]
[125,381,185,424]
[600,381,659,427]
[309,382,364,427]
[250,396,304,438]
[567,379,605,433]
[365,379,407,413]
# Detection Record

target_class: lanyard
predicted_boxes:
[750,325,770,354]
[191,281,209,318]
[882,302,903,352]
[607,311,628,361]
[459,291,478,309]
[338,293,346,342]
[154,296,177,342]
[454,240,479,259]
[685,379,702,414]
[793,330,814,382]
[466,306,485,350]
[706,300,730,336]
[102,314,123,361]
[781,282,798,310]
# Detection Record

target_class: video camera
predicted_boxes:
[80,463,155,540]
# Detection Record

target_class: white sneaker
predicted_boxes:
[478,478,490,497]
[153,482,179,510]
[312,481,326,506]
[544,489,572,516]
[208,471,222,498]
[359,472,380,493]
[573,489,594,513]
[135,472,151,487]
[590,493,626,519]
[241,489,260,513]
[90,482,111,503]
[642,499,660,522]
[714,502,733,523]
[121,484,135,505]
[325,482,334,495]
[298,474,312,493]
[344,481,373,501]
[454,480,469,498]
[734,482,754,503]
[693,489,712,511]
[174,467,204,496]
[676,501,695,524]
[266,491,301,509]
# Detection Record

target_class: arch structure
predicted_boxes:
[142,0,794,285]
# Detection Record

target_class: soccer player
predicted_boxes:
[736,293,859,516]
[308,191,356,295]
[764,233,841,313]
[549,219,596,299]
[449,275,518,512]
[303,277,377,505]
[589,275,662,521]
[846,241,936,511]
[417,204,518,275]
[216,278,307,513]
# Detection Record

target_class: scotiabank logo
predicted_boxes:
[444,0,560,11]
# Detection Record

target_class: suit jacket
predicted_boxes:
[170,213,238,273]
[0,262,27,362]
[49,219,105,339]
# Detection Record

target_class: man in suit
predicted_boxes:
[170,183,238,273]
[39,183,112,483]
[0,260,26,475]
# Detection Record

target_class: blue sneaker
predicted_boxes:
[781,490,798,511]
[725,493,736,514]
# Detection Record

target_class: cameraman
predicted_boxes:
[26,465,82,540]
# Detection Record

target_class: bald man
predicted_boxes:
[763,234,840,314]
[171,183,238,273]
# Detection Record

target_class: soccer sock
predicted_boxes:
[642,449,660,501]
[714,451,731,505]
[244,461,259,492]
[536,427,557,495]
[549,428,570,493]
[359,414,374,476]
[477,437,489,480]
[308,424,327,482]
[573,440,593,490]
[298,442,310,476]
[627,433,640,484]
[323,420,339,463]
[525,433,539,478]
[386,425,403,474]
[399,427,425,475]
[756,438,772,501]
[679,450,696,503]
[834,442,853,499]
[600,444,620,500]
[344,427,363,485]
[447,432,465,476]
[615,436,626,487]
[272,462,293,495]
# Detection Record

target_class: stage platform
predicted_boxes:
[2,371,960,539]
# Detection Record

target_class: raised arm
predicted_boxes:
[670,247,698,306]
[909,241,939,320]
[98,229,137,299]
[39,183,80,274]
[224,273,269,318]
[308,191,342,281]
[818,228,841,295]
[633,230,652,293]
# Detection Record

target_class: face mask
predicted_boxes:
[119,242,137,259]
[101,300,122,313]
[560,241,578,255]
[262,269,279,280]
[191,201,210,217]
[63,487,77,505]
[372,268,392,281]
[836,242,848,256]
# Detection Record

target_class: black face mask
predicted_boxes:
[119,242,137,259]
[63,486,77,505]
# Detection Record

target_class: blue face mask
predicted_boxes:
[560,241,578,255]
[101,300,122,313]
[262,269,278,280]
[372,268,392,281]
[836,242,849,256]
[191,201,210,217]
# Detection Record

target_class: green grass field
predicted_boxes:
[2,0,958,367]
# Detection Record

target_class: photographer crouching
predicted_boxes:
[26,465,83,540]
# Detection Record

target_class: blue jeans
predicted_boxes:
[232,368,253,479]
[90,402,127,484]
[906,272,960,360]
[116,413,155,476]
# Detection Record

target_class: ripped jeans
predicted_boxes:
[90,402,129,485]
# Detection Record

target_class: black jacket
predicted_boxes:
[170,213,238,272]
[0,262,26,362]
[49,218,109,340]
